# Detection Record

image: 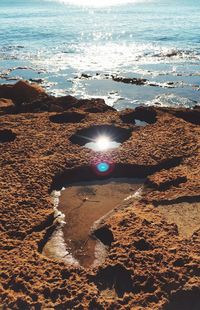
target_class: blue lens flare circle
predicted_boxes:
[91,158,115,176]
[97,162,110,173]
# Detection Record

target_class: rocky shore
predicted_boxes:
[0,81,200,309]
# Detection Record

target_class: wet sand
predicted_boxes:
[58,178,143,267]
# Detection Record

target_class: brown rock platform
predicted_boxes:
[0,81,200,309]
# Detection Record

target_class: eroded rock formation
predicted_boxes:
[0,81,200,309]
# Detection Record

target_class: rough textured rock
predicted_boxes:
[120,106,157,124]
[0,81,200,309]
[0,98,15,115]
[0,81,115,114]
[112,76,148,85]
[0,98,14,109]
[0,80,46,105]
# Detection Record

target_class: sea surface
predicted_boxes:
[0,0,200,109]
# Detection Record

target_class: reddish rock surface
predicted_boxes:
[0,98,15,115]
[0,98,14,108]
[0,81,200,309]
[0,80,46,105]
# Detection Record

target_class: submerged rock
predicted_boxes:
[112,75,148,85]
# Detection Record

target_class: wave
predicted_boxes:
[45,0,153,8]
[146,94,198,108]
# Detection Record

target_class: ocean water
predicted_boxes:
[0,0,200,109]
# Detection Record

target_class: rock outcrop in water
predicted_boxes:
[112,76,148,85]
[0,81,114,115]
[0,80,46,105]
[0,81,200,309]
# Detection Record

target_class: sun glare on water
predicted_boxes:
[96,136,111,151]
[85,135,121,151]
[52,0,148,7]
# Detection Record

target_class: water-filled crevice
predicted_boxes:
[44,156,183,268]
[49,111,85,124]
[0,129,16,143]
[50,165,144,191]
[120,107,157,125]
[69,125,132,147]
[50,157,183,192]
[44,177,144,268]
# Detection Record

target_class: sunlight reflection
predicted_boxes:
[85,135,120,151]
[50,0,150,8]
[96,136,111,151]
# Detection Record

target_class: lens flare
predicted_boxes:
[97,162,110,173]
[85,135,120,152]
[91,158,115,176]
[96,136,111,151]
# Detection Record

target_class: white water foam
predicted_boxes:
[29,43,199,76]
[42,189,79,266]
[146,93,198,108]
[124,187,143,201]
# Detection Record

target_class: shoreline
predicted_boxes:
[0,56,199,109]
[0,80,200,309]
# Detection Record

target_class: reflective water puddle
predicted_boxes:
[43,178,144,268]
[85,135,121,151]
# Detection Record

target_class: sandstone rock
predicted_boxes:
[0,98,14,108]
[120,106,157,124]
[0,81,115,114]
[0,82,200,309]
[0,80,46,105]
[12,80,46,104]
[0,98,15,113]
[156,105,200,125]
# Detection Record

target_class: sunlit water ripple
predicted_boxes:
[0,0,199,108]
